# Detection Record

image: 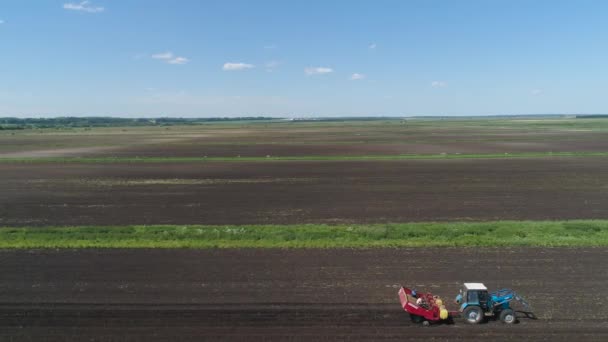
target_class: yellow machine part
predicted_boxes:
[439,305,449,320]
[435,298,443,306]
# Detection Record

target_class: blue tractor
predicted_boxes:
[454,283,530,324]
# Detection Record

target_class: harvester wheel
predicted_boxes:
[463,306,483,324]
[500,309,516,324]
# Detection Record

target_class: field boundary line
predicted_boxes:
[1,220,607,248]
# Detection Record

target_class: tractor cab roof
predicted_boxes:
[464,283,487,290]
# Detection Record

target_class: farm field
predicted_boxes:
[1,118,608,340]
[2,157,608,226]
[0,248,606,341]
[3,118,608,158]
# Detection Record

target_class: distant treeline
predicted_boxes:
[3,115,607,130]
[287,116,404,122]
[576,115,608,119]
[409,114,571,119]
[0,117,276,129]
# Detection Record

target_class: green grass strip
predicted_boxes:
[1,220,608,248]
[1,151,608,163]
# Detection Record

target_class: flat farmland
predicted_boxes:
[0,248,606,341]
[3,119,608,158]
[2,157,608,226]
[2,118,608,341]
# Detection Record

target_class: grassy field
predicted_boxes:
[1,220,607,248]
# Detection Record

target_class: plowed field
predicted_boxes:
[2,157,608,226]
[0,248,606,341]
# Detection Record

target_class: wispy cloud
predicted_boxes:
[223,62,254,71]
[0,20,4,24]
[531,89,543,96]
[305,67,333,75]
[265,60,281,72]
[431,81,448,88]
[264,44,277,49]
[368,43,377,49]
[63,1,105,13]
[151,52,189,65]
[167,57,189,65]
[151,52,173,60]
[350,73,365,80]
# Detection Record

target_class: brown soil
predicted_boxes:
[0,248,606,341]
[96,139,608,157]
[3,123,608,158]
[0,146,120,158]
[2,158,608,226]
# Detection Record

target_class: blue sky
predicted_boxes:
[1,0,607,117]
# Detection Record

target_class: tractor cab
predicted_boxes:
[455,283,489,311]
[454,283,493,324]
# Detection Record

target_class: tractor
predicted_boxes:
[454,283,530,324]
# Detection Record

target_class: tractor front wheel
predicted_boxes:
[463,306,484,324]
[500,309,516,324]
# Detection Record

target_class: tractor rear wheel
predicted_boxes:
[500,309,516,324]
[463,306,484,324]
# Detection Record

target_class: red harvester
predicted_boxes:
[398,287,453,325]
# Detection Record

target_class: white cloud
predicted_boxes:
[431,81,448,88]
[350,73,365,80]
[531,89,543,96]
[63,1,104,13]
[368,43,377,49]
[167,57,189,65]
[152,52,173,60]
[151,52,189,65]
[305,67,333,75]
[223,62,254,71]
